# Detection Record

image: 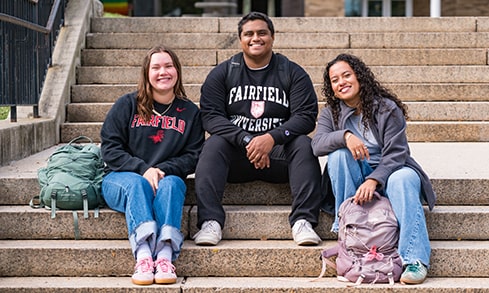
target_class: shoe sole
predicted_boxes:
[400,278,426,285]
[194,237,220,246]
[131,278,154,286]
[295,237,321,246]
[155,277,177,284]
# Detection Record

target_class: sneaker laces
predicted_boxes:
[294,220,313,234]
[202,220,220,234]
[405,261,425,273]
[134,257,154,273]
[154,258,175,274]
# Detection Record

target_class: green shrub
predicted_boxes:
[0,107,10,120]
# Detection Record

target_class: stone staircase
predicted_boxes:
[1,5,489,291]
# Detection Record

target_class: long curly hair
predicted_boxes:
[321,53,408,131]
[136,45,187,122]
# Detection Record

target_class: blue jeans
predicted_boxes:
[327,148,431,267]
[102,172,186,261]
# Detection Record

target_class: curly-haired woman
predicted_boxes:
[311,53,435,285]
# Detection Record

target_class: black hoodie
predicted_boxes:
[101,92,205,179]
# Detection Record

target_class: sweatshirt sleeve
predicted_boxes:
[267,63,318,145]
[311,106,350,157]
[200,62,250,147]
[100,93,151,175]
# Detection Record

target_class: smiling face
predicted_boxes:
[239,19,274,67]
[328,61,361,107]
[148,52,177,98]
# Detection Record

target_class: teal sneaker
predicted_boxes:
[400,260,428,285]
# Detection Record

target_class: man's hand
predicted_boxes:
[246,133,274,169]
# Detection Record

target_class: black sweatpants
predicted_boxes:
[194,134,322,229]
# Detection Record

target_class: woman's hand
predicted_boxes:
[345,132,370,161]
[353,179,378,205]
[143,167,165,194]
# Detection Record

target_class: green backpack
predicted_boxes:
[30,136,105,222]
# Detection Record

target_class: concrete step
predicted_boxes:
[405,121,489,142]
[65,101,489,122]
[3,174,489,207]
[1,205,488,241]
[2,143,489,205]
[76,65,489,85]
[82,48,488,66]
[219,48,489,66]
[82,49,219,66]
[59,121,489,142]
[349,32,489,48]
[71,83,489,103]
[89,16,486,34]
[0,239,487,278]
[2,276,489,292]
[85,31,489,50]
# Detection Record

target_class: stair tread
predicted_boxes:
[1,276,489,290]
[1,240,487,277]
[1,238,487,248]
[3,142,487,179]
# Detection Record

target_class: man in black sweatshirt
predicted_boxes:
[193,11,323,246]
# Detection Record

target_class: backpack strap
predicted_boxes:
[50,190,57,219]
[68,135,93,145]
[387,272,395,286]
[29,195,43,209]
[72,211,81,240]
[311,245,339,281]
[351,274,366,287]
[81,189,89,219]
[226,52,291,93]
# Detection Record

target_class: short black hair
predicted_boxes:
[238,11,275,38]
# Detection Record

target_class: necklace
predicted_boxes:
[152,101,173,116]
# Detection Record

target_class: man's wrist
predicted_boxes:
[242,135,253,146]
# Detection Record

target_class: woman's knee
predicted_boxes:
[386,167,421,201]
[156,175,186,200]
[387,167,420,188]
[327,148,351,165]
[103,172,150,194]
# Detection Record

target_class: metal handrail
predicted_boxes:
[0,0,61,34]
[0,0,65,122]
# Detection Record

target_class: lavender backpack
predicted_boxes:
[315,193,403,285]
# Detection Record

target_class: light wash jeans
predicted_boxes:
[102,172,186,261]
[327,148,431,268]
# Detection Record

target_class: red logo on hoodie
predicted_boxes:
[149,130,164,143]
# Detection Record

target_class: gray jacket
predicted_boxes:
[311,98,436,213]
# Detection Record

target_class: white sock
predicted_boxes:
[156,242,173,262]
[135,241,152,261]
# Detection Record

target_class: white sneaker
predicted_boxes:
[193,220,222,246]
[292,219,321,246]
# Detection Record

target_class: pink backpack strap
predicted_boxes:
[311,245,339,281]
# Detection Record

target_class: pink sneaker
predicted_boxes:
[154,258,177,284]
[131,257,154,285]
